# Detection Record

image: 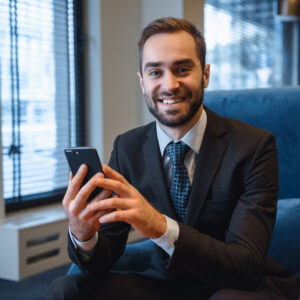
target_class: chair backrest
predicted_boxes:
[204,87,300,200]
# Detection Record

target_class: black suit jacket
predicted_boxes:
[68,107,296,294]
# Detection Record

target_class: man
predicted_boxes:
[46,18,298,299]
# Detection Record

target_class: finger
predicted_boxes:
[69,172,108,215]
[99,209,132,224]
[64,173,73,206]
[79,206,112,222]
[69,172,73,183]
[90,210,112,225]
[92,176,129,197]
[88,197,133,212]
[81,191,117,220]
[64,164,88,205]
[71,172,104,211]
[102,165,128,185]
[90,188,112,203]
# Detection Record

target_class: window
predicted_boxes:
[0,0,83,211]
[204,0,297,90]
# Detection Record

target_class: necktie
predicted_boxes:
[165,142,191,221]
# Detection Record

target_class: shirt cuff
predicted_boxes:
[151,215,179,256]
[68,226,98,260]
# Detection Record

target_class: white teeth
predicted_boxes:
[162,99,181,104]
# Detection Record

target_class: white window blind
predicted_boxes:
[0,0,82,210]
[204,0,286,90]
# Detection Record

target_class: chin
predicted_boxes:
[156,113,194,127]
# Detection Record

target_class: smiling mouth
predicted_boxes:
[158,98,185,104]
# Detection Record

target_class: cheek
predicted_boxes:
[188,81,203,94]
[143,81,159,96]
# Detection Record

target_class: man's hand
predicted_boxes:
[62,164,112,242]
[87,165,167,239]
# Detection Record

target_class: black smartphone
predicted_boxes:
[64,146,104,201]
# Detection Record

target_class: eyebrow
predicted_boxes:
[143,59,196,72]
[173,59,195,67]
[144,62,162,72]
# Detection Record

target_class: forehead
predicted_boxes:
[142,30,199,67]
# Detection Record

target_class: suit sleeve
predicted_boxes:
[67,135,131,277]
[167,132,278,289]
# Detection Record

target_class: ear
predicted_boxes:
[137,72,145,94]
[203,64,210,88]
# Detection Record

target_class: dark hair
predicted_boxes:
[138,17,206,74]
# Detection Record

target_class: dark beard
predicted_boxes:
[145,83,204,128]
[147,96,202,127]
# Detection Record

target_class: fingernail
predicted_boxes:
[95,172,102,179]
[80,164,86,172]
[99,216,106,223]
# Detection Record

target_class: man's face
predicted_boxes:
[138,30,210,128]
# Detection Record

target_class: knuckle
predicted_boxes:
[87,204,93,211]
[62,202,68,211]
[68,207,76,217]
[91,181,97,189]
[108,198,115,206]
[131,199,139,207]
[62,198,68,208]
[76,194,84,203]
[73,174,83,185]
[81,214,88,222]
[101,178,109,186]
[69,180,77,190]
[115,182,123,190]
[88,178,96,188]
[68,206,77,216]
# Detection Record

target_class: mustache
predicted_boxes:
[152,89,193,101]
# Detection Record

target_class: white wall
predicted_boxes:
[83,0,103,159]
[101,0,142,163]
[83,0,142,163]
[83,0,205,163]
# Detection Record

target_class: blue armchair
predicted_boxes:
[204,87,300,286]
[69,87,300,287]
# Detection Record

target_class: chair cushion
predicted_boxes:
[268,198,300,286]
[204,87,300,199]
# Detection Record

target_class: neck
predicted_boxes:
[158,105,203,140]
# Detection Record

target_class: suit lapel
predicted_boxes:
[143,124,177,219]
[185,107,228,226]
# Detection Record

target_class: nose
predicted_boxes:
[161,71,179,93]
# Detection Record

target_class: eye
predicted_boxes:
[177,67,190,74]
[148,69,161,77]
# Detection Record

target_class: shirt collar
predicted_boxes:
[156,109,207,156]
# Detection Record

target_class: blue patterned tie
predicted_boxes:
[165,142,191,221]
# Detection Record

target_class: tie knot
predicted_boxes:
[165,142,190,166]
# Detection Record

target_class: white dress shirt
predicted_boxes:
[70,110,207,258]
[152,109,207,255]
